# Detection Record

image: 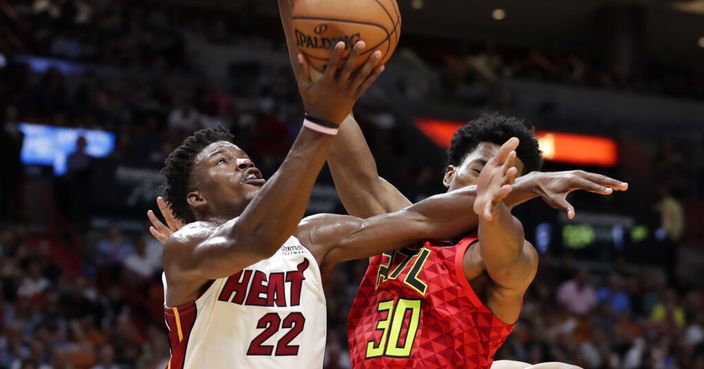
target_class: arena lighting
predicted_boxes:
[414,118,619,167]
[0,53,6,68]
[492,9,506,21]
[699,36,704,48]
[411,0,423,10]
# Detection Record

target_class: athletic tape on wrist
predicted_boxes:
[303,119,339,135]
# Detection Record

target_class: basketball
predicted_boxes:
[291,0,401,72]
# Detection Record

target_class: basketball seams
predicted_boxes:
[293,1,400,69]
[372,0,398,63]
[292,16,390,37]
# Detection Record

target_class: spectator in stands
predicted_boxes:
[95,226,134,267]
[65,136,94,229]
[597,273,632,315]
[122,234,161,280]
[92,344,121,369]
[557,268,598,316]
[0,105,23,223]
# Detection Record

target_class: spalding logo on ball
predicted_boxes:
[292,0,401,71]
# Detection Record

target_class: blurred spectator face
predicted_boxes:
[76,136,87,152]
[443,142,526,192]
[99,344,115,364]
[576,268,589,287]
[609,273,623,291]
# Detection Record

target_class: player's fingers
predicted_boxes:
[491,185,513,205]
[158,196,182,230]
[324,42,346,80]
[502,151,517,174]
[340,41,365,81]
[352,50,382,89]
[572,177,614,195]
[149,226,168,245]
[483,201,493,221]
[583,172,629,191]
[495,137,520,165]
[295,53,312,84]
[355,65,385,98]
[548,196,575,220]
[505,166,518,185]
[147,210,169,234]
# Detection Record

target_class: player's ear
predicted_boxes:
[187,191,207,212]
[442,165,456,189]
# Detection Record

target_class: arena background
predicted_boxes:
[1,0,704,368]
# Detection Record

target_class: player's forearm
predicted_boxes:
[234,127,333,253]
[477,203,524,271]
[504,172,540,208]
[406,186,482,240]
[329,114,410,217]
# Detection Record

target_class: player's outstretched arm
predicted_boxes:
[297,140,524,267]
[470,137,538,294]
[278,0,411,218]
[164,44,385,282]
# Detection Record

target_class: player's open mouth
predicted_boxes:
[242,168,265,186]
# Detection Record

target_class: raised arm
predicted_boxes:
[278,0,411,218]
[469,138,537,293]
[165,44,385,283]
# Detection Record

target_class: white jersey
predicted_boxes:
[163,236,327,369]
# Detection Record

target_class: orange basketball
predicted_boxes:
[291,0,401,72]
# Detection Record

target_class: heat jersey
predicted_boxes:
[348,236,516,369]
[163,236,326,369]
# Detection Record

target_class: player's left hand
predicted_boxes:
[531,170,629,219]
[474,137,520,222]
[147,197,184,245]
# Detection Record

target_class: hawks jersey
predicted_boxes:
[347,236,517,369]
[163,236,326,369]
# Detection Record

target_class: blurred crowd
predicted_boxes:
[0,0,703,369]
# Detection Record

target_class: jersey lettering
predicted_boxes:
[218,259,309,307]
[375,248,430,295]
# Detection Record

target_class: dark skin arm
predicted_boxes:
[277,0,411,218]
[162,43,384,306]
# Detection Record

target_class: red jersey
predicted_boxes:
[347,236,517,369]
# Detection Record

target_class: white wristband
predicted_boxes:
[303,119,339,136]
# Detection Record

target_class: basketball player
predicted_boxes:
[273,1,622,367]
[153,38,543,369]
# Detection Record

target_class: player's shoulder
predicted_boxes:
[166,221,217,249]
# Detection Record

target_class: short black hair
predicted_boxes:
[447,113,543,173]
[162,127,236,223]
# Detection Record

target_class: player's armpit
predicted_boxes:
[465,239,539,292]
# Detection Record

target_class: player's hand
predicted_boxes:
[294,40,385,125]
[147,196,184,245]
[473,137,520,222]
[531,170,629,219]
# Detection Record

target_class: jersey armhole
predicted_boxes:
[454,238,484,307]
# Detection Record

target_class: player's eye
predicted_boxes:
[217,158,227,165]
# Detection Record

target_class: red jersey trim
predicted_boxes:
[454,237,484,307]
[165,302,197,369]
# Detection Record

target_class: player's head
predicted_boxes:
[443,113,543,191]
[162,127,265,223]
